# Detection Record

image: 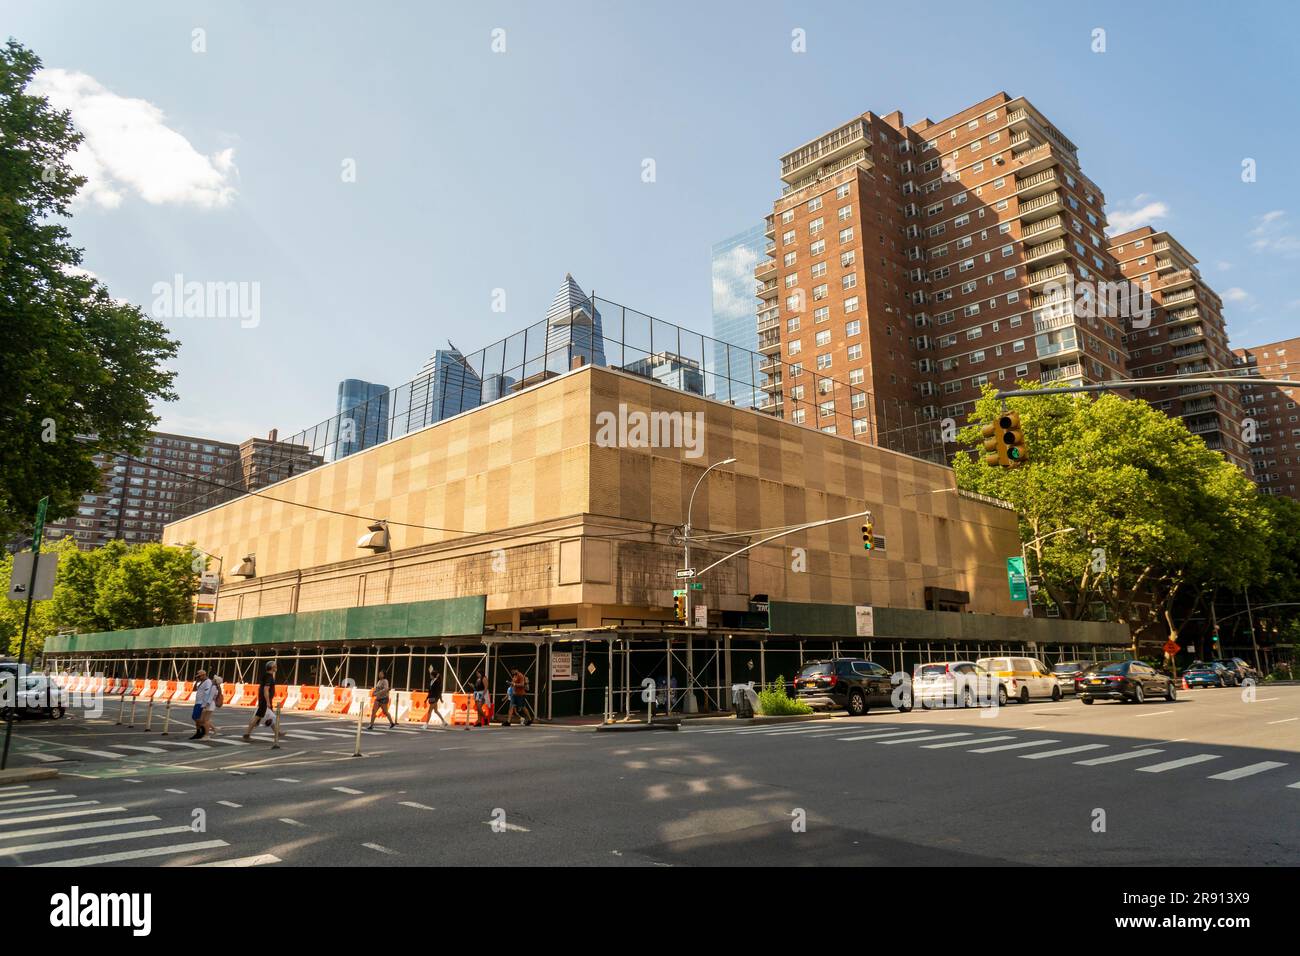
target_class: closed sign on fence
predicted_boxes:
[855,605,875,637]
[551,652,574,680]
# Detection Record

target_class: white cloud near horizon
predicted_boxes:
[1105,194,1170,235]
[1248,209,1300,258]
[31,68,237,210]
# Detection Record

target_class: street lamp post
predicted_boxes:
[167,543,223,623]
[683,458,737,629]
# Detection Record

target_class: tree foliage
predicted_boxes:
[954,383,1272,643]
[51,541,201,632]
[0,39,178,540]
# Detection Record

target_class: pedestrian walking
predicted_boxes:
[424,665,447,728]
[506,669,532,726]
[242,662,279,740]
[203,673,225,738]
[191,670,212,740]
[368,670,396,729]
[467,671,489,728]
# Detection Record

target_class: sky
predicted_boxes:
[6,0,1300,443]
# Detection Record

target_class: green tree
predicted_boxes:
[0,538,78,659]
[51,541,200,632]
[0,39,178,540]
[954,384,1269,645]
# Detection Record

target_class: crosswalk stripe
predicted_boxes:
[1288,781,1300,789]
[0,815,160,841]
[0,824,195,856]
[880,732,973,745]
[111,744,166,754]
[33,839,228,867]
[923,735,1015,749]
[399,801,434,810]
[197,853,281,867]
[332,786,363,795]
[20,752,65,763]
[1019,744,1109,760]
[736,723,833,735]
[1076,749,1164,766]
[968,739,1061,754]
[1207,761,1287,781]
[0,793,79,807]
[0,785,33,794]
[0,799,94,816]
[208,738,250,746]
[217,800,242,808]
[1137,754,1221,773]
[63,748,126,759]
[155,740,210,749]
[0,806,122,827]
[0,789,58,801]
[839,729,937,742]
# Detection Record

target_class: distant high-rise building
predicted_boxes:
[544,273,606,373]
[334,379,390,458]
[623,352,705,395]
[409,346,483,429]
[1233,336,1300,501]
[711,225,767,407]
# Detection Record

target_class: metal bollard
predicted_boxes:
[144,698,154,732]
[128,694,139,728]
[161,698,172,736]
[352,696,363,757]
[116,688,127,725]
[271,702,283,750]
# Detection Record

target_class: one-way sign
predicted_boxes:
[676,568,695,578]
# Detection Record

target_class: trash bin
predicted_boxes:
[732,683,754,718]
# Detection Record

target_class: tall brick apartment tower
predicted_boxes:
[1233,337,1300,500]
[1109,227,1251,472]
[756,94,1129,457]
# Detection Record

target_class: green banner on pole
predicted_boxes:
[1007,556,1028,602]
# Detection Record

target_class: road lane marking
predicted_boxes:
[63,748,126,760]
[278,818,305,827]
[19,752,64,763]
[1137,754,1222,773]
[0,824,194,856]
[164,788,187,794]
[1134,710,1173,718]
[217,800,242,808]
[399,801,434,810]
[880,732,972,745]
[968,739,1061,753]
[0,806,122,826]
[838,729,936,742]
[363,842,398,854]
[155,740,210,749]
[0,815,160,841]
[1019,744,1109,760]
[0,789,59,801]
[0,798,91,815]
[482,820,529,832]
[111,744,166,754]
[1207,761,1288,781]
[34,839,228,867]
[0,786,33,793]
[1076,749,1164,766]
[273,778,300,784]
[197,853,281,867]
[332,786,363,794]
[1268,718,1298,725]
[923,735,1015,749]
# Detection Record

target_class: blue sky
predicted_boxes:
[7,0,1299,443]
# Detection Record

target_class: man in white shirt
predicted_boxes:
[191,670,213,740]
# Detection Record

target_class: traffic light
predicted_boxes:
[1001,411,1028,466]
[862,514,874,551]
[981,421,1008,467]
[1212,628,1221,650]
[673,590,687,622]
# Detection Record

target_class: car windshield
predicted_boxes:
[1095,662,1128,674]
[917,664,949,677]
[1189,661,1214,669]
[798,663,833,678]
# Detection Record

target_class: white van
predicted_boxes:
[975,657,1061,703]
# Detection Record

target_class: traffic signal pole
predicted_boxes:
[2,497,48,771]
[996,375,1297,400]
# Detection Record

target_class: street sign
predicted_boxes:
[32,497,48,547]
[587,662,596,675]
[550,651,574,680]
[1163,640,1180,657]
[1006,557,1028,602]
[675,568,695,579]
[693,604,707,628]
[855,605,875,637]
[688,582,703,591]
[7,552,57,602]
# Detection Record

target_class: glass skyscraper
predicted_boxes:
[711,224,767,407]
[408,347,483,430]
[334,379,389,458]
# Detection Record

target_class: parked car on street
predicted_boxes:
[0,672,68,720]
[1212,657,1261,685]
[975,656,1062,703]
[794,659,911,715]
[1078,660,1176,704]
[1183,660,1232,688]
[1052,661,1096,695]
[914,661,1004,708]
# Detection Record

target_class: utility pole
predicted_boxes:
[1244,586,1261,674]
[2,496,48,771]
[683,458,736,629]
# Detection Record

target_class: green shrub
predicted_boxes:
[756,676,813,716]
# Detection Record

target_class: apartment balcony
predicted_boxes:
[1186,417,1223,436]
[758,356,783,376]
[1011,142,1060,177]
[1026,262,1071,292]
[764,216,775,239]
[1167,325,1205,344]
[781,119,869,184]
[1033,313,1076,333]
[1024,236,1068,266]
[1167,306,1200,324]
[1015,167,1059,200]
[1172,343,1208,363]
[1017,190,1062,223]
[756,312,779,335]
[1031,289,1071,310]
[1160,269,1195,293]
[755,259,777,280]
[1022,214,1065,241]
[1008,131,1033,149]
[1181,398,1219,415]
[1039,362,1084,383]
[757,395,784,413]
[1175,363,1213,377]
[756,280,779,299]
[1179,381,1215,399]
[1154,258,1177,274]
[1007,108,1030,131]
[1162,288,1197,309]
[757,328,782,354]
[782,149,873,197]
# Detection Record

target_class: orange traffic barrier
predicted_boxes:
[405,691,430,723]
[272,684,288,708]
[235,684,259,706]
[450,693,492,726]
[295,686,320,711]
[326,686,353,714]
[156,680,177,701]
[129,679,146,697]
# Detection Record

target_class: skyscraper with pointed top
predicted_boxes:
[543,273,606,374]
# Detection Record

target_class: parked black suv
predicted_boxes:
[794,659,910,715]
[1212,657,1261,685]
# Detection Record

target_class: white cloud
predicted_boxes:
[1215,260,1232,271]
[30,68,237,210]
[1223,287,1252,303]
[1105,194,1170,235]
[1248,210,1300,258]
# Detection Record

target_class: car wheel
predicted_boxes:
[1134,684,1145,704]
[847,690,867,717]
[1051,686,1062,702]
[1081,696,1095,705]
[1165,682,1177,702]
[1216,677,1224,688]
[1018,687,1030,704]
[996,685,1008,707]
[895,697,913,714]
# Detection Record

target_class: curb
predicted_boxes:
[682,713,831,728]
[0,767,60,784]
[594,719,681,733]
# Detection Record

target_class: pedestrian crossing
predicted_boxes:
[0,783,279,867]
[679,721,1298,789]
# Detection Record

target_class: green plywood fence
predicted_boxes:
[45,596,487,655]
[768,601,1130,646]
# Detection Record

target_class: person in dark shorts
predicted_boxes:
[506,669,532,726]
[242,661,278,740]
[424,665,446,728]
[368,670,395,729]
[468,671,489,729]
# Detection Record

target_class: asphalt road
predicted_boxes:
[2,685,1297,866]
